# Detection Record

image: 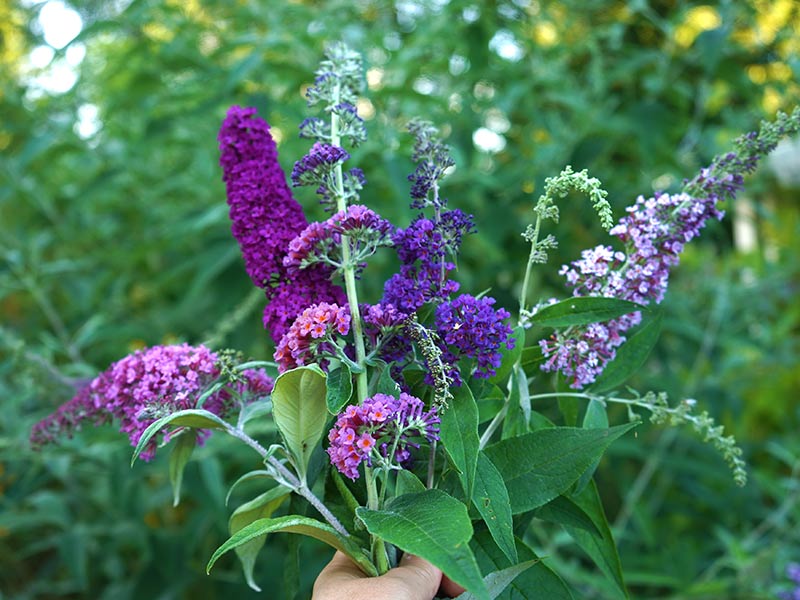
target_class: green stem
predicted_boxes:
[330,82,386,572]
[518,215,542,316]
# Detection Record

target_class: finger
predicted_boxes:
[439,573,467,598]
[315,551,368,585]
[384,553,442,599]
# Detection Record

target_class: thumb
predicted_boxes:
[384,553,443,599]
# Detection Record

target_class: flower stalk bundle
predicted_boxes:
[32,42,800,598]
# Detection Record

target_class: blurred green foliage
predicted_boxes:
[1,0,799,598]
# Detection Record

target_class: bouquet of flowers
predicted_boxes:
[32,43,800,598]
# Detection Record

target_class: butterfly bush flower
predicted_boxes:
[218,106,345,342]
[326,392,440,480]
[779,563,800,600]
[435,294,515,379]
[274,302,351,372]
[283,204,394,277]
[30,344,274,461]
[382,210,474,312]
[541,109,800,388]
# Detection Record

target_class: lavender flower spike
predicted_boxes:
[541,108,800,388]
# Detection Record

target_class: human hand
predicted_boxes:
[312,551,466,600]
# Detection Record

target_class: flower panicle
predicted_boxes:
[540,110,800,389]
[636,391,747,486]
[306,42,364,111]
[30,344,274,461]
[407,118,455,209]
[326,392,440,480]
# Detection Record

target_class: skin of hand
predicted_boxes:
[312,551,466,600]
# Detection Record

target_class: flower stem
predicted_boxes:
[519,215,542,316]
[222,422,351,538]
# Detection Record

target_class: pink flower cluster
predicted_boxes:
[283,205,394,276]
[273,303,351,372]
[327,392,440,480]
[31,344,274,460]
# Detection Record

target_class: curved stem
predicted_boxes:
[223,422,351,538]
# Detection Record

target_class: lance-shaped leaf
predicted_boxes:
[528,297,644,328]
[472,528,574,599]
[207,515,376,579]
[484,423,637,513]
[271,365,328,480]
[228,486,291,591]
[169,429,197,507]
[561,481,628,598]
[472,452,517,564]
[440,385,480,500]
[357,490,488,600]
[131,408,229,465]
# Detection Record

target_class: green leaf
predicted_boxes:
[590,312,663,393]
[488,325,525,384]
[535,495,599,534]
[208,515,376,578]
[326,365,353,414]
[376,364,401,396]
[562,481,628,598]
[484,423,637,513]
[575,398,609,493]
[395,469,426,496]
[271,365,328,480]
[131,408,229,465]
[238,398,272,428]
[472,453,517,564]
[440,385,480,500]
[454,560,538,600]
[228,486,291,591]
[472,528,574,599]
[357,490,487,599]
[169,429,197,507]
[225,469,273,506]
[528,297,644,328]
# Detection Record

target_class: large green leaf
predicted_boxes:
[168,429,197,507]
[472,528,573,599]
[130,408,229,465]
[562,481,628,598]
[357,490,487,599]
[326,365,353,414]
[528,297,644,328]
[484,423,637,513]
[440,384,480,500]
[590,312,663,393]
[228,486,291,591]
[207,515,376,578]
[472,453,517,564]
[271,365,328,480]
